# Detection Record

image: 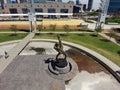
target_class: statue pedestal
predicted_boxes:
[48,59,71,74]
[48,57,79,81]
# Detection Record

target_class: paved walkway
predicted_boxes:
[82,22,120,30]
[0,32,35,74]
[99,33,120,46]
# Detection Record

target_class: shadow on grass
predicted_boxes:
[117,50,120,56]
[77,33,85,36]
[59,34,69,37]
[9,33,18,36]
[48,32,55,35]
[100,39,111,42]
[19,29,29,32]
[90,34,98,37]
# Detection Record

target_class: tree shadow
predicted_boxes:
[117,50,120,56]
[19,29,29,32]
[90,34,98,37]
[59,34,68,36]
[30,47,46,55]
[9,33,18,36]
[77,33,85,36]
[100,39,111,42]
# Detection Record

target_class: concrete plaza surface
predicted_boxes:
[0,41,70,55]
[0,55,65,90]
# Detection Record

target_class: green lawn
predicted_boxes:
[34,34,120,66]
[0,29,29,32]
[0,34,28,43]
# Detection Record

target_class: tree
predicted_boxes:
[95,27,103,36]
[49,24,56,31]
[37,24,43,31]
[109,29,115,40]
[63,25,69,35]
[10,25,17,35]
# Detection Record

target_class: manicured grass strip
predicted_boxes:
[34,34,120,66]
[0,34,28,43]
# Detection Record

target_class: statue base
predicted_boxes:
[48,57,79,81]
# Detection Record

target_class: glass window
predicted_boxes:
[35,8,43,12]
[48,8,56,19]
[108,0,120,13]
[60,9,68,18]
[60,9,68,13]
[48,8,56,13]
[22,8,28,14]
[7,0,17,3]
[9,8,17,14]
[20,0,27,3]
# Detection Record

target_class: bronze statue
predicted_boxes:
[54,35,66,58]
[54,35,67,67]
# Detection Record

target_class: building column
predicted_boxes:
[17,0,20,3]
[3,0,7,3]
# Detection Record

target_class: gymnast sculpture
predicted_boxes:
[54,35,67,68]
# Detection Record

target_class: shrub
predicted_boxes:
[49,24,56,30]
[10,25,17,35]
[94,27,103,36]
[63,25,70,35]
[37,24,43,31]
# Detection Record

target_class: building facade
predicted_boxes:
[108,0,120,14]
[87,0,93,11]
[0,0,73,18]
[76,0,79,5]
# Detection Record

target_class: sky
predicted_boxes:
[63,0,101,10]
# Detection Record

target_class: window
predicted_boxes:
[48,8,56,19]
[35,8,43,13]
[20,0,27,3]
[60,9,68,13]
[22,8,28,14]
[48,8,56,13]
[60,9,68,18]
[7,0,17,3]
[9,8,17,14]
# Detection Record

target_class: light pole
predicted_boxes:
[28,0,37,33]
[95,0,110,29]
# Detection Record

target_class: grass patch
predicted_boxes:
[0,29,29,32]
[0,29,12,32]
[0,33,28,43]
[34,34,120,66]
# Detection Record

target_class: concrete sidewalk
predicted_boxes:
[0,32,35,74]
[99,33,120,46]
